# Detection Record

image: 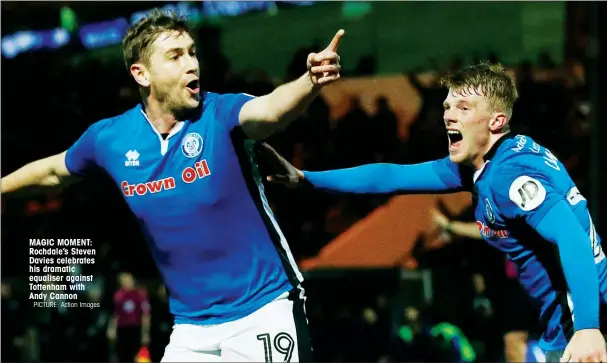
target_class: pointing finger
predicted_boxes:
[325,29,345,52]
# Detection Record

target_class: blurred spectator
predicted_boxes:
[333,95,374,168]
[370,96,400,162]
[107,272,151,363]
[392,306,440,361]
[466,273,500,361]
[351,307,390,361]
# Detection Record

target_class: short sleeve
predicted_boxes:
[214,93,256,130]
[492,163,563,228]
[65,121,107,176]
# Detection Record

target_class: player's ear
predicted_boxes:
[489,113,508,132]
[130,63,151,88]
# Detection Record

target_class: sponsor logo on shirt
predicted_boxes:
[476,221,509,239]
[121,160,211,197]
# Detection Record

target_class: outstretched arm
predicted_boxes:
[2,120,106,195]
[1,151,75,195]
[259,143,464,194]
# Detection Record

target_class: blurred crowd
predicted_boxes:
[1,27,596,362]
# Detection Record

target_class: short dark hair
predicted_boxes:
[122,9,191,71]
[440,62,519,117]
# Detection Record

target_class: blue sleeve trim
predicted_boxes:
[64,147,85,176]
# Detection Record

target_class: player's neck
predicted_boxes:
[473,132,509,169]
[471,155,487,170]
[142,97,179,134]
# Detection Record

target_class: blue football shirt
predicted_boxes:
[65,92,303,324]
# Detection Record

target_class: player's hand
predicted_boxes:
[560,329,607,362]
[431,209,450,230]
[257,143,304,189]
[307,29,344,86]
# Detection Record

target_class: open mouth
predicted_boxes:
[447,129,463,150]
[185,80,200,95]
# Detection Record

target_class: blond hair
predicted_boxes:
[440,62,519,117]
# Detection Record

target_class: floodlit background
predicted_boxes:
[2,2,606,362]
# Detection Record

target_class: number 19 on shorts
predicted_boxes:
[257,332,295,363]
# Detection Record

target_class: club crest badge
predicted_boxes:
[485,198,496,224]
[182,133,203,158]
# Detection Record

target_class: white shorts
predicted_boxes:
[161,291,312,362]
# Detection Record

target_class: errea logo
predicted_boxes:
[125,150,140,167]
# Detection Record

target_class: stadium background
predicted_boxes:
[1,1,606,362]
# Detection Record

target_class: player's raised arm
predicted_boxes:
[259,143,465,194]
[237,30,344,141]
[1,151,74,194]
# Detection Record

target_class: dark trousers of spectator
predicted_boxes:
[116,326,141,362]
